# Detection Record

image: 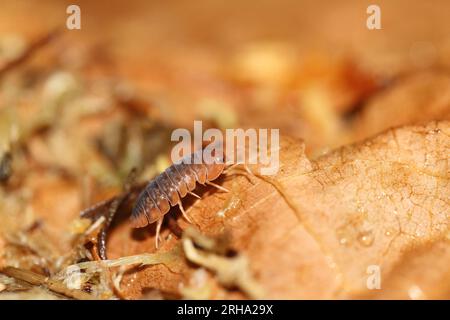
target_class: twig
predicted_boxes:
[97,169,139,260]
[0,28,60,79]
[0,266,95,300]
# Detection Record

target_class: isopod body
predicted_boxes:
[131,148,226,234]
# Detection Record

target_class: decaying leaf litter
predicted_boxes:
[0,4,450,299]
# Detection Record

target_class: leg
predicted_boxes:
[178,201,193,223]
[224,163,256,184]
[155,217,164,249]
[241,163,255,177]
[188,191,201,199]
[206,181,230,192]
[166,214,183,238]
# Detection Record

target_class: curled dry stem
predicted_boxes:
[182,228,265,299]
[68,245,184,274]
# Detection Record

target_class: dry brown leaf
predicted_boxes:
[354,71,450,140]
[105,120,449,299]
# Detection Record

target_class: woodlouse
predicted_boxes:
[131,147,229,248]
[80,144,253,258]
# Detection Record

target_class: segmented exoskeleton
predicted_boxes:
[131,147,228,247]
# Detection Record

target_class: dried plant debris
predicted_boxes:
[0,29,60,78]
[0,31,177,300]
[0,151,12,183]
[1,266,93,300]
[181,227,264,299]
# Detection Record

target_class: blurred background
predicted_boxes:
[1,0,449,153]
